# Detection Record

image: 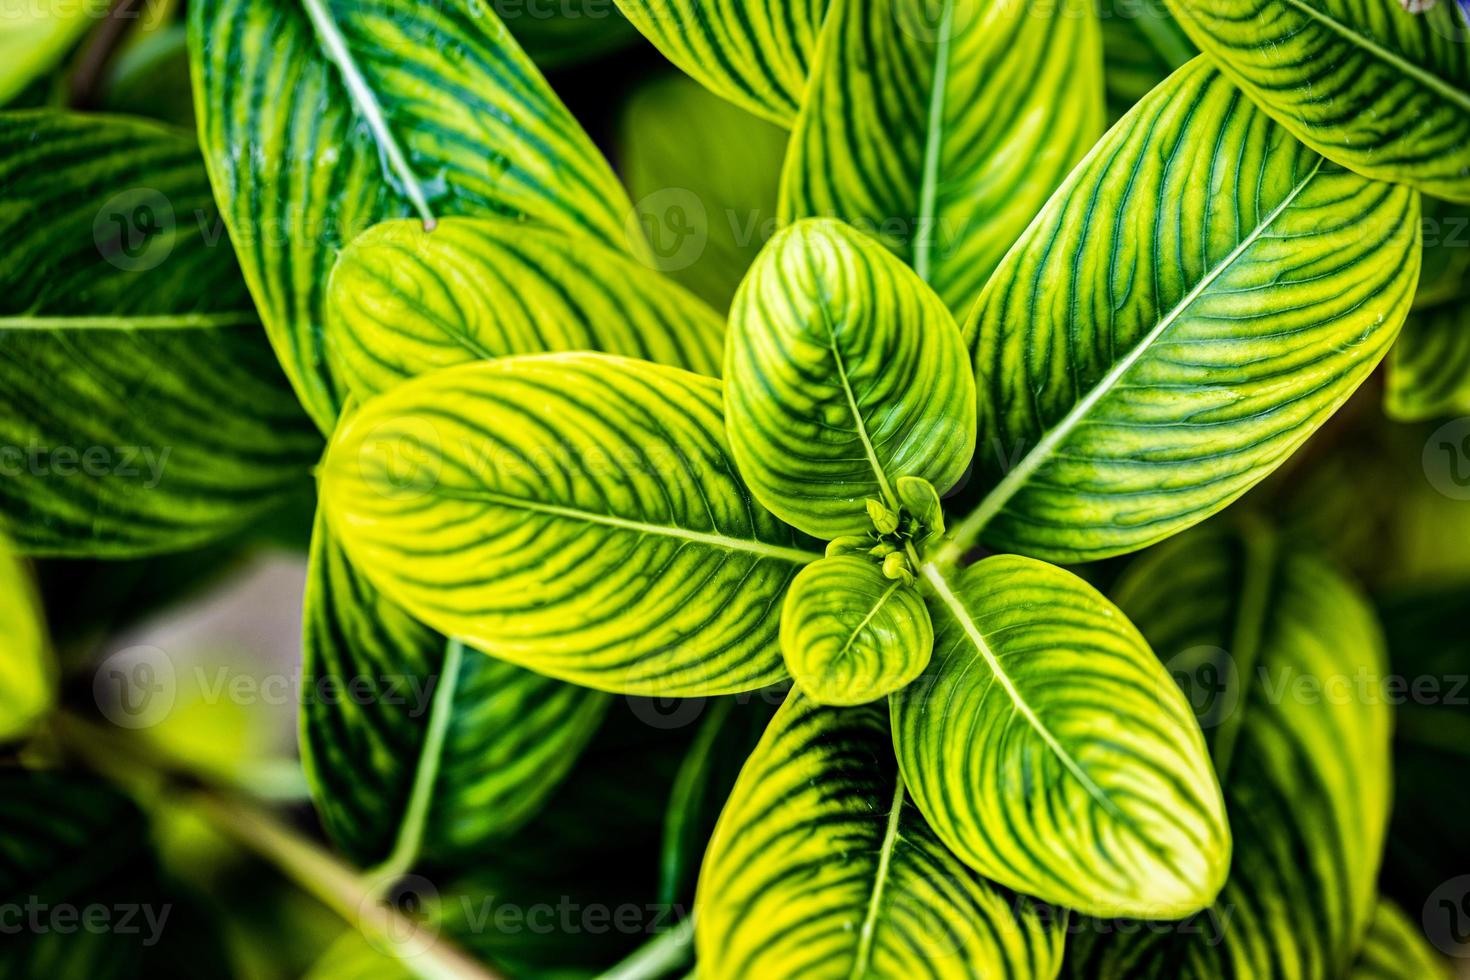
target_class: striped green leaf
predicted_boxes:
[0,544,53,742]
[725,219,975,538]
[943,58,1419,566]
[781,0,1104,318]
[697,692,1065,980]
[190,0,642,431]
[893,555,1229,919]
[0,1,99,104]
[1097,0,1195,119]
[1349,900,1450,980]
[612,0,828,126]
[618,73,789,311]
[1386,196,1470,420]
[321,353,817,696]
[0,111,319,557]
[301,514,609,869]
[781,555,932,706]
[1166,0,1470,201]
[327,216,723,401]
[1068,521,1393,977]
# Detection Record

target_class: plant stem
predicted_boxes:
[593,916,695,980]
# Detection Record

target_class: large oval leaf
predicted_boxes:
[301,514,609,869]
[942,58,1419,566]
[612,0,828,125]
[1068,521,1393,977]
[321,353,817,696]
[725,219,975,538]
[1166,0,1470,201]
[327,217,723,401]
[190,0,642,431]
[892,555,1229,919]
[781,0,1104,317]
[0,544,53,742]
[781,555,932,706]
[0,111,319,557]
[697,691,1064,980]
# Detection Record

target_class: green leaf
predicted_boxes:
[944,58,1419,565]
[1069,521,1393,976]
[612,0,828,125]
[1349,899,1451,980]
[0,1,99,104]
[1166,0,1470,201]
[696,692,1064,980]
[327,216,723,401]
[896,475,944,536]
[725,219,976,538]
[1386,196,1470,420]
[618,73,789,311]
[1097,0,1196,119]
[301,514,609,869]
[102,23,195,129]
[0,545,53,742]
[780,555,932,706]
[321,352,817,696]
[780,0,1104,317]
[495,0,640,69]
[190,0,644,432]
[0,111,320,558]
[892,555,1229,919]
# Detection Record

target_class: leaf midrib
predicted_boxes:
[0,312,258,331]
[432,486,818,564]
[818,291,895,506]
[944,156,1325,557]
[849,777,906,980]
[912,0,955,284]
[1275,0,1470,114]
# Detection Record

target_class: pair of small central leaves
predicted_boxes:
[782,478,945,706]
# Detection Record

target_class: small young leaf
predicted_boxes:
[321,353,817,696]
[865,498,901,536]
[780,556,932,706]
[327,217,724,400]
[896,475,944,536]
[725,219,976,538]
[893,555,1229,919]
[697,692,1064,979]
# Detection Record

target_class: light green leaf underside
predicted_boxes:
[1386,195,1470,420]
[190,0,642,432]
[0,546,53,742]
[0,111,319,558]
[618,73,789,312]
[725,219,975,538]
[781,555,932,706]
[946,57,1419,565]
[781,0,1105,317]
[612,0,828,126]
[894,555,1229,919]
[1167,0,1470,201]
[301,513,609,868]
[697,692,1064,980]
[1348,899,1450,980]
[1097,0,1196,119]
[322,353,816,697]
[1070,521,1392,978]
[0,1,98,104]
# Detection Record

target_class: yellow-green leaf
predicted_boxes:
[0,544,53,742]
[893,555,1229,919]
[327,217,724,401]
[943,58,1419,566]
[780,555,932,706]
[697,692,1064,980]
[612,0,828,125]
[190,0,644,431]
[1167,0,1470,201]
[0,1,100,104]
[781,0,1105,317]
[1098,0,1196,119]
[1386,195,1470,420]
[725,219,975,539]
[321,353,818,697]
[1349,899,1450,980]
